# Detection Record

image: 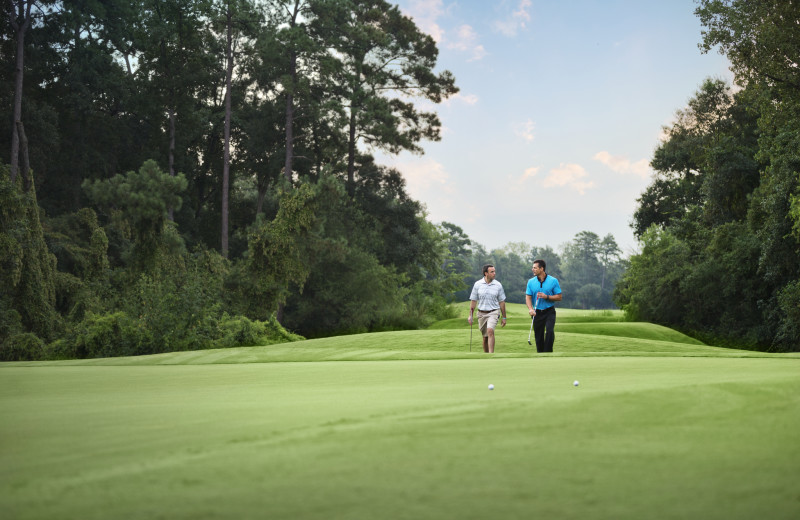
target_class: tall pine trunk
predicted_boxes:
[347,107,357,197]
[284,0,301,184]
[221,2,233,258]
[8,1,32,183]
[284,59,295,183]
[168,106,176,220]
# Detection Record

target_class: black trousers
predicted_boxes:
[533,307,556,353]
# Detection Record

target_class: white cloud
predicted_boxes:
[401,0,445,43]
[493,0,532,37]
[469,44,488,61]
[514,0,533,23]
[593,151,650,178]
[544,163,595,194]
[445,24,488,61]
[506,166,539,187]
[515,119,536,142]
[393,158,454,198]
[523,166,540,178]
[448,24,475,51]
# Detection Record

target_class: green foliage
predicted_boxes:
[0,165,58,342]
[217,314,303,348]
[2,2,469,356]
[309,0,458,191]
[245,181,318,318]
[615,226,689,324]
[0,332,46,362]
[791,171,800,241]
[621,1,800,351]
[45,208,109,279]
[53,250,304,359]
[60,311,140,359]
[696,0,800,102]
[83,160,188,272]
[775,280,800,350]
[634,79,761,238]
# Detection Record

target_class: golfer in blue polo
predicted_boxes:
[526,259,562,352]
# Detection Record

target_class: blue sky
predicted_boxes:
[374,0,732,256]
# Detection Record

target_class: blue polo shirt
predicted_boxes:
[526,275,561,310]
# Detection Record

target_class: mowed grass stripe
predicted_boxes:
[1,357,799,520]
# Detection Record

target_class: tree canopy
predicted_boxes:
[617,0,800,351]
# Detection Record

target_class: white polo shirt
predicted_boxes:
[469,279,506,311]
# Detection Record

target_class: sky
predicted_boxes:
[372,0,733,256]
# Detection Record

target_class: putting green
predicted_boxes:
[2,306,799,519]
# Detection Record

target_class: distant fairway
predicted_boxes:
[2,304,799,519]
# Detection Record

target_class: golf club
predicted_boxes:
[527,295,539,345]
[469,314,473,352]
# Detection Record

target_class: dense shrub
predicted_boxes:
[216,315,303,348]
[0,332,46,361]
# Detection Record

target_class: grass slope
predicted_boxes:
[2,305,799,519]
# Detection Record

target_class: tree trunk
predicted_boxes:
[284,0,301,184]
[347,107,357,197]
[9,0,32,184]
[256,186,266,216]
[16,121,31,192]
[284,64,295,183]
[221,2,233,258]
[168,106,176,220]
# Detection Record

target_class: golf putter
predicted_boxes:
[527,295,539,345]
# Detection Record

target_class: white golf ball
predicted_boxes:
[488,384,494,390]
[573,380,579,387]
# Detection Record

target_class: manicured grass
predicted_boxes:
[2,305,799,519]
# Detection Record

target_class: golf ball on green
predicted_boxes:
[488,384,494,390]
[573,380,579,387]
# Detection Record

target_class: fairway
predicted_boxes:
[2,306,799,519]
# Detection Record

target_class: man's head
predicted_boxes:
[532,259,546,278]
[483,264,496,282]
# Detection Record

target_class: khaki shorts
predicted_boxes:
[478,309,500,337]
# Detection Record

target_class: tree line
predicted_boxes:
[442,225,627,311]
[613,0,800,352]
[1,0,466,360]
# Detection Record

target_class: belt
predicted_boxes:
[478,309,498,312]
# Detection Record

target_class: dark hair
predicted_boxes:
[533,259,546,271]
[482,264,494,275]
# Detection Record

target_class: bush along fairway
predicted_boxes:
[1,304,799,520]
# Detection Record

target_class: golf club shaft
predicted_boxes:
[528,295,539,344]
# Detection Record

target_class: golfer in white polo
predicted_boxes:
[468,264,507,353]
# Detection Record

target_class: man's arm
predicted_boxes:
[468,300,476,324]
[499,301,507,327]
[526,294,536,316]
